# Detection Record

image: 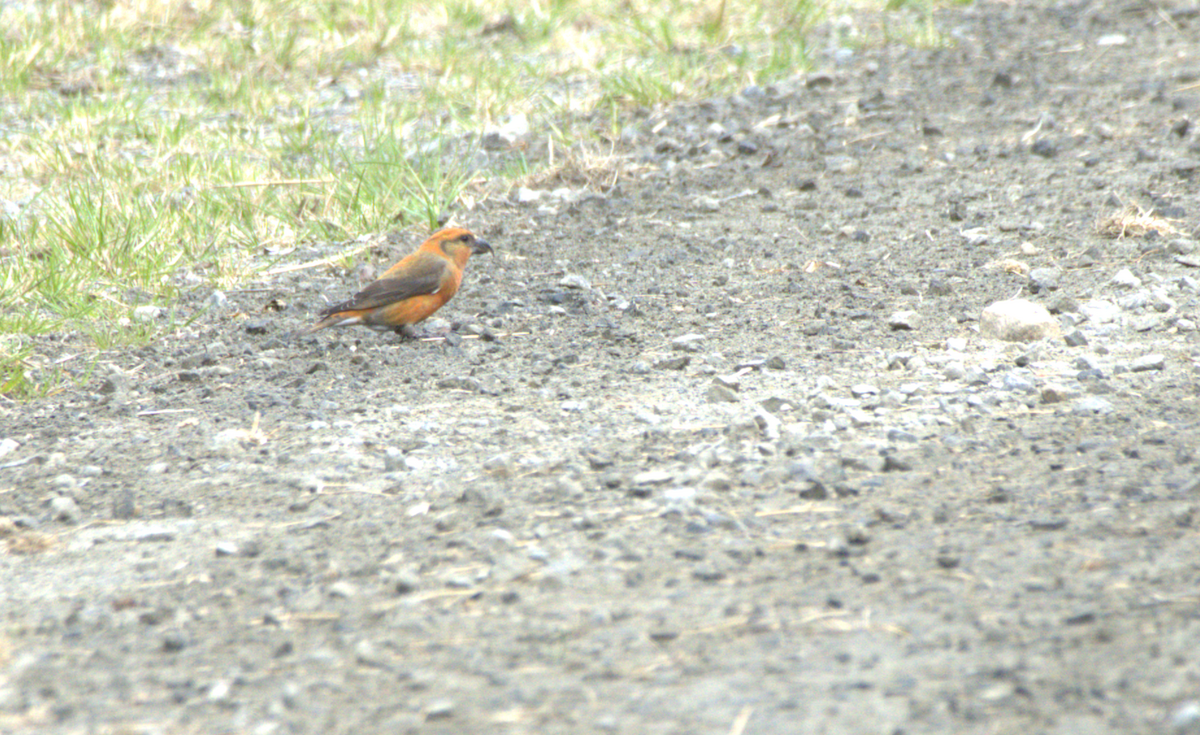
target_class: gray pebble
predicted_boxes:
[671,333,706,352]
[1028,267,1062,291]
[112,490,136,520]
[705,384,740,403]
[1040,384,1069,404]
[699,471,732,493]
[436,376,481,392]
[1063,330,1088,347]
[654,356,690,370]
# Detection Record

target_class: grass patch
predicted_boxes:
[0,0,839,397]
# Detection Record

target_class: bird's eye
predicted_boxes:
[459,234,471,242]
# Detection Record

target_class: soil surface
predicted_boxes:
[4,2,1200,733]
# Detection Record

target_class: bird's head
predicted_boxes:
[430,227,493,263]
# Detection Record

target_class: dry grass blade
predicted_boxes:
[1096,203,1180,239]
[523,141,629,192]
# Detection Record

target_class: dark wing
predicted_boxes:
[320,253,449,317]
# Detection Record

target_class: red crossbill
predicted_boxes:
[304,227,492,334]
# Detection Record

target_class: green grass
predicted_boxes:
[0,0,860,397]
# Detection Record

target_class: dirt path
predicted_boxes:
[3,2,1200,733]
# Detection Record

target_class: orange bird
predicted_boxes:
[304,227,492,334]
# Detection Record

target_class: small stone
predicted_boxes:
[632,470,672,486]
[52,473,78,492]
[692,564,726,582]
[713,374,740,390]
[134,525,178,542]
[207,679,232,702]
[1170,700,1200,732]
[980,299,1061,342]
[888,310,919,330]
[50,496,81,523]
[215,541,239,557]
[699,471,732,493]
[1029,139,1057,158]
[162,631,187,652]
[328,581,358,599]
[1128,354,1165,372]
[560,273,591,290]
[1040,383,1070,404]
[824,155,859,174]
[436,376,481,392]
[132,305,162,323]
[766,355,786,370]
[1003,373,1035,393]
[1072,396,1115,415]
[705,384,740,403]
[654,356,690,371]
[383,448,408,472]
[482,453,513,478]
[671,333,706,352]
[1078,299,1120,324]
[425,700,455,721]
[112,490,136,520]
[928,278,953,296]
[1028,267,1062,292]
[1063,330,1088,347]
[355,639,386,667]
[1111,268,1142,288]
[392,571,420,595]
[1169,239,1198,255]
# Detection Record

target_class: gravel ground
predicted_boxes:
[4,2,1200,733]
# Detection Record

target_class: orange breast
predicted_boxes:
[365,292,454,327]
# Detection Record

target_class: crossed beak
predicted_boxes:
[472,239,493,256]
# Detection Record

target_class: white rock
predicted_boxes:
[132,305,162,322]
[1078,299,1121,324]
[1111,268,1141,288]
[559,273,591,290]
[1073,396,1114,415]
[960,227,989,246]
[1129,354,1165,372]
[50,496,81,523]
[980,299,1061,342]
